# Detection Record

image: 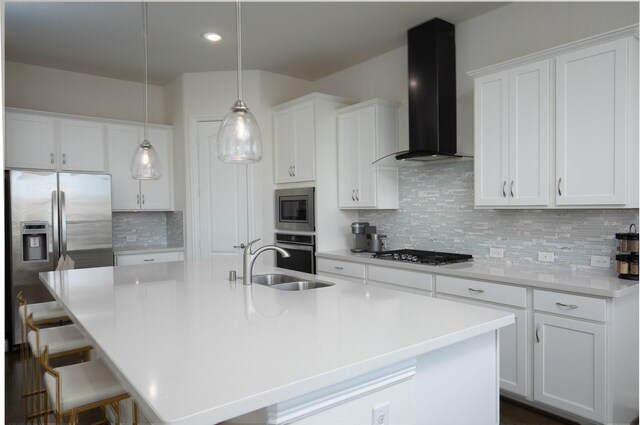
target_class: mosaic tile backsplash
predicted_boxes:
[113,211,184,250]
[359,161,639,273]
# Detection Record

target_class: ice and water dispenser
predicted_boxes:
[21,222,49,262]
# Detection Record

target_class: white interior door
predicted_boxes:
[196,121,249,267]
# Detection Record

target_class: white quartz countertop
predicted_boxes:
[39,258,512,425]
[317,250,638,298]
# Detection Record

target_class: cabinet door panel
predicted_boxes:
[59,119,106,172]
[140,128,172,210]
[437,294,528,397]
[5,112,56,170]
[107,125,141,210]
[337,113,358,207]
[509,60,550,206]
[273,110,296,183]
[534,313,605,422]
[293,103,315,182]
[474,72,510,206]
[356,108,376,207]
[556,39,627,205]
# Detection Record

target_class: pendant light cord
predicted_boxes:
[143,2,149,141]
[236,0,242,102]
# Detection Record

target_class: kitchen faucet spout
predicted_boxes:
[242,239,291,285]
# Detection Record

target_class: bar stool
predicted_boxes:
[17,292,69,421]
[41,346,137,425]
[26,315,93,423]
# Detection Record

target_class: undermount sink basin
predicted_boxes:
[252,274,335,291]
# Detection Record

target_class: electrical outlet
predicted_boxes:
[126,235,137,242]
[538,252,554,262]
[591,255,611,268]
[372,402,389,425]
[490,248,504,258]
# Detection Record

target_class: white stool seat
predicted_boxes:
[27,325,90,357]
[19,302,66,324]
[44,360,126,412]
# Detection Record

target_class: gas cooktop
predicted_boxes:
[372,249,472,265]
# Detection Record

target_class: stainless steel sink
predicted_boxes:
[252,274,335,291]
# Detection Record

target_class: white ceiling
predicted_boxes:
[5,2,506,86]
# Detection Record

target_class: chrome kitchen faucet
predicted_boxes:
[243,239,290,285]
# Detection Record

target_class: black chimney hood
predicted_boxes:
[396,18,468,162]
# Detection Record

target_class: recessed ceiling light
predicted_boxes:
[203,33,223,42]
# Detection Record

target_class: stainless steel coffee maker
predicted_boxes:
[351,222,369,252]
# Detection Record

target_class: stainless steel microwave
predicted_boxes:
[275,187,315,232]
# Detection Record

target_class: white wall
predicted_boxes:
[5,61,167,124]
[174,69,313,259]
[313,2,639,156]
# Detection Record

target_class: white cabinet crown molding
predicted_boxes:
[271,92,355,112]
[468,24,639,78]
[336,98,401,114]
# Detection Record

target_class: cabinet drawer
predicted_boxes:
[368,265,433,292]
[534,290,606,322]
[317,258,365,279]
[115,251,184,266]
[436,276,527,308]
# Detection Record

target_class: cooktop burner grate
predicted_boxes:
[372,249,472,265]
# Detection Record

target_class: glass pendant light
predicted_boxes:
[217,0,262,164]
[131,2,161,179]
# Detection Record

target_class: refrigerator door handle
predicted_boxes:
[52,190,60,262]
[60,191,68,255]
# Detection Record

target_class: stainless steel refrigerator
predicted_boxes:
[5,170,113,346]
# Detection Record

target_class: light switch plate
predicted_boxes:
[538,252,554,262]
[591,255,610,268]
[490,248,504,258]
[372,402,389,425]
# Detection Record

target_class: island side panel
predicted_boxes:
[415,330,499,425]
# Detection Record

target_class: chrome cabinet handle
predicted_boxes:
[137,194,140,205]
[502,181,507,197]
[557,178,562,196]
[292,165,296,177]
[143,259,155,262]
[536,323,540,343]
[233,243,246,249]
[510,181,514,197]
[356,189,359,201]
[288,166,292,177]
[468,288,485,294]
[62,153,67,165]
[142,194,145,205]
[50,153,55,164]
[351,190,355,201]
[334,266,344,270]
[556,302,578,309]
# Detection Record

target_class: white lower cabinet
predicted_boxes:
[114,251,184,266]
[533,313,606,422]
[435,275,528,398]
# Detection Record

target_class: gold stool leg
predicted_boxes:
[132,400,138,425]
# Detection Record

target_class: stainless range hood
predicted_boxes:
[376,18,471,166]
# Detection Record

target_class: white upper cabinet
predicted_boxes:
[555,39,628,205]
[107,124,174,211]
[273,100,316,183]
[474,60,550,207]
[5,110,106,172]
[58,118,107,172]
[470,27,638,209]
[337,99,399,209]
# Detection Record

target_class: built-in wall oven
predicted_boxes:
[275,187,315,232]
[275,233,316,274]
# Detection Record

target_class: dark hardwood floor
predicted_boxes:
[6,348,577,425]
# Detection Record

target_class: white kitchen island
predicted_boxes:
[39,258,513,425]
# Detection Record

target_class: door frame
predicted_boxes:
[187,114,255,260]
